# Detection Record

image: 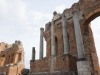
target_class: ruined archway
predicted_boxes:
[82,14,100,75]
[91,17,100,66]
[30,0,100,75]
[81,2,100,74]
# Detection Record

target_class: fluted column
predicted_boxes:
[73,12,85,59]
[62,14,69,54]
[32,47,35,61]
[39,27,44,59]
[51,19,56,56]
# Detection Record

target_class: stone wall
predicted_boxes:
[30,0,100,75]
[0,41,24,75]
[30,55,77,75]
[30,71,77,75]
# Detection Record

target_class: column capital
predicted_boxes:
[62,14,66,20]
[72,10,78,14]
[53,11,57,16]
[32,47,35,52]
[40,27,44,31]
[52,19,54,22]
[72,10,83,20]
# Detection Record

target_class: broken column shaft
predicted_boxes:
[39,27,44,59]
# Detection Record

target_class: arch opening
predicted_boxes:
[91,17,100,66]
[83,10,100,74]
[84,11,100,74]
[85,9,100,25]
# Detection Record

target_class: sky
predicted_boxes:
[0,0,99,68]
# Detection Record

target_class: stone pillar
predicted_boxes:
[32,47,35,61]
[73,12,85,59]
[39,27,44,59]
[51,19,56,56]
[62,14,69,54]
[73,11,91,75]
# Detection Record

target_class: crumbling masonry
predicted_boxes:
[0,41,24,75]
[30,0,100,75]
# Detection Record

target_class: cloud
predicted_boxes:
[31,11,52,27]
[0,0,52,68]
[0,0,99,69]
[55,4,66,13]
[0,0,7,13]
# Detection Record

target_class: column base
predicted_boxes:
[77,60,91,75]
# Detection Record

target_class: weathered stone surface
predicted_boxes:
[39,27,44,59]
[0,41,24,75]
[30,0,100,75]
[30,71,77,75]
[77,61,91,75]
[62,14,69,54]
[32,47,36,61]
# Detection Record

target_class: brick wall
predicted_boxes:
[30,55,77,74]
[30,0,100,75]
[0,41,24,75]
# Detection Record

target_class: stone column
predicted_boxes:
[39,27,44,59]
[73,11,91,75]
[62,14,69,54]
[73,12,85,59]
[51,19,56,56]
[32,47,35,61]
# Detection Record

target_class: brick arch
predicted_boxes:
[30,0,100,74]
[79,0,100,24]
[81,1,100,74]
[84,8,100,25]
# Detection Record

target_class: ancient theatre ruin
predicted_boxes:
[0,41,24,75]
[30,0,100,75]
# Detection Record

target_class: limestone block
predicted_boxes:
[77,61,91,75]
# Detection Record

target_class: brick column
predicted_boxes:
[73,11,91,75]
[39,27,44,59]
[62,14,69,54]
[51,19,56,56]
[32,47,35,61]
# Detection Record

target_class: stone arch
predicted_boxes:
[29,0,100,75]
[81,5,100,75]
[84,9,100,25]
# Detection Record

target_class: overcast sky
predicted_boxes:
[0,0,99,68]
